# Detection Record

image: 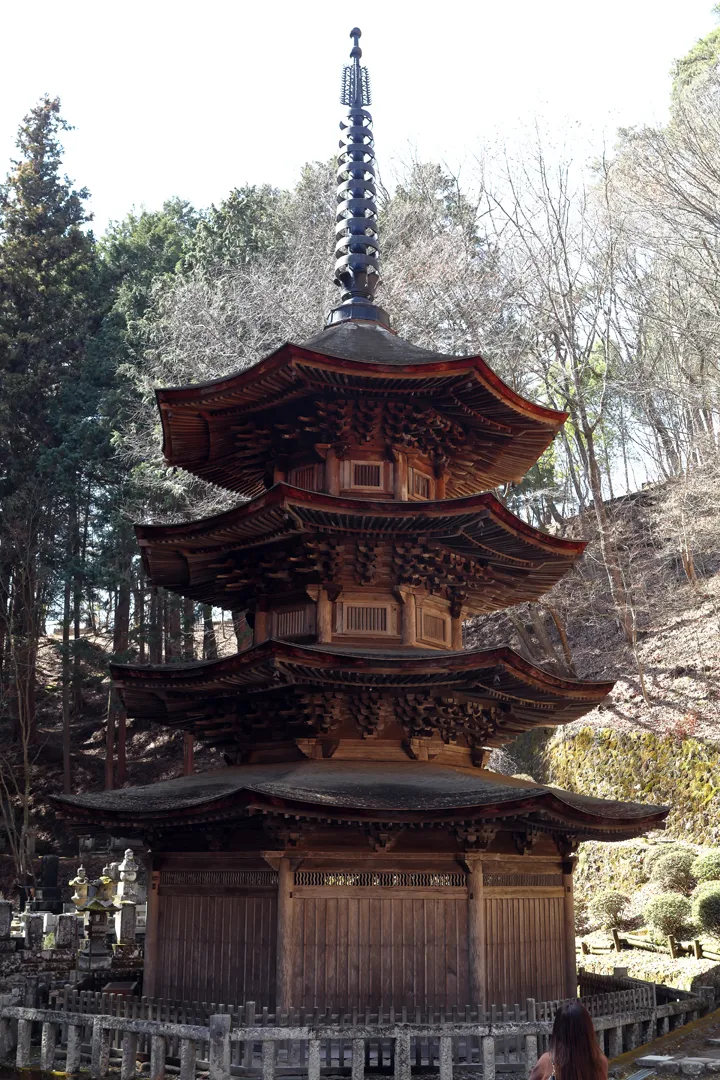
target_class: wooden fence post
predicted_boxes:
[242,1003,255,1070]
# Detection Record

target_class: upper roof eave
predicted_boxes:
[154,340,568,426]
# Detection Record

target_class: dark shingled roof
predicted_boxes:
[52,760,668,838]
[300,321,462,366]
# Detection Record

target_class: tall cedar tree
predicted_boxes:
[0,97,96,749]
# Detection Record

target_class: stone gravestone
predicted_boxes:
[0,899,16,952]
[27,854,63,914]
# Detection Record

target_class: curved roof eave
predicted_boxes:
[154,339,568,428]
[109,637,615,701]
[50,760,667,835]
[134,483,587,560]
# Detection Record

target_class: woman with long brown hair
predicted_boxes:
[529,1001,608,1080]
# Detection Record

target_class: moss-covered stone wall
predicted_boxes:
[511,727,720,844]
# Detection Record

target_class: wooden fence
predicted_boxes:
[0,980,711,1077]
[581,931,720,962]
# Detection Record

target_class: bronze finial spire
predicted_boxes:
[326,28,391,328]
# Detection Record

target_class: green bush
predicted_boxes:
[692,879,720,901]
[643,893,692,937]
[588,890,629,930]
[643,843,691,877]
[692,885,720,937]
[692,851,720,884]
[650,850,697,895]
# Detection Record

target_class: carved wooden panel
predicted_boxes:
[295,870,466,888]
[483,874,563,888]
[160,869,278,888]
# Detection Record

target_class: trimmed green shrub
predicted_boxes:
[650,850,697,895]
[692,879,720,901]
[643,893,692,937]
[692,851,720,884]
[588,890,629,930]
[643,843,691,877]
[692,885,720,937]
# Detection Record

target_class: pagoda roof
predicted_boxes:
[156,326,567,496]
[109,638,613,747]
[137,484,585,613]
[51,759,667,842]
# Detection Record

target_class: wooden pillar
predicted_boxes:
[182,732,195,775]
[104,697,115,790]
[451,616,463,650]
[562,859,578,997]
[326,449,340,496]
[435,472,447,499]
[467,856,485,1007]
[399,591,417,646]
[254,605,269,644]
[394,454,408,500]
[143,866,161,998]
[275,857,295,1013]
[317,589,332,643]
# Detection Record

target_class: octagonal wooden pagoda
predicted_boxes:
[54,28,666,1013]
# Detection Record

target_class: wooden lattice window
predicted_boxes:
[353,463,382,488]
[336,601,396,636]
[290,463,323,491]
[274,606,312,639]
[340,459,393,494]
[411,469,433,500]
[423,612,448,643]
[346,605,388,633]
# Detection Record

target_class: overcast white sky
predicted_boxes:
[0,0,717,232]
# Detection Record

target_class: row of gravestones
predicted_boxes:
[0,849,146,972]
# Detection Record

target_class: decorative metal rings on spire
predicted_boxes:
[327,28,391,328]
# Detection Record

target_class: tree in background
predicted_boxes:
[0,97,97,745]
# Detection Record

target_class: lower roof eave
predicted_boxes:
[51,760,668,841]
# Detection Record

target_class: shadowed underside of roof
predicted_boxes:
[155,335,567,497]
[107,638,614,747]
[135,484,586,613]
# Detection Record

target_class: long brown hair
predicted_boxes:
[550,1001,604,1080]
